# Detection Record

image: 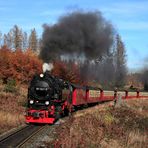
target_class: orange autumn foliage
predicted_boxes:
[0,46,42,83]
[0,46,82,84]
[52,61,81,84]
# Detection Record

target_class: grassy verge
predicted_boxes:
[0,84,27,134]
[45,99,148,148]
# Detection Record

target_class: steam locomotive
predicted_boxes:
[26,72,71,123]
[25,71,144,124]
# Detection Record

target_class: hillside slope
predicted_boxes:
[45,99,148,148]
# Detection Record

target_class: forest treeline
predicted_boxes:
[0,11,147,90]
[0,46,83,85]
[0,25,40,52]
[0,27,127,88]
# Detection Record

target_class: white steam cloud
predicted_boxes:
[42,63,53,73]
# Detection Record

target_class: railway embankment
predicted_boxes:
[43,98,148,148]
[0,83,27,134]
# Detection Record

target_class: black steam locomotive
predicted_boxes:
[26,72,72,123]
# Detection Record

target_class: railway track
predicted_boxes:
[0,124,46,148]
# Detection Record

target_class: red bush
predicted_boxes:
[0,46,42,83]
[52,61,81,84]
[0,46,82,84]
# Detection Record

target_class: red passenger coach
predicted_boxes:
[72,86,87,105]
[71,86,116,106]
[86,87,115,103]
[87,88,100,103]
[102,91,115,101]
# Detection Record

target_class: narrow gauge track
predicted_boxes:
[0,124,45,148]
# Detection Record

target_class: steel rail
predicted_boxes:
[16,125,47,148]
[0,124,45,148]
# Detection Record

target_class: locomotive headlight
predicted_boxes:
[45,101,49,105]
[29,100,34,104]
[40,74,44,78]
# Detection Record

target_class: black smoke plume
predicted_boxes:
[40,11,114,62]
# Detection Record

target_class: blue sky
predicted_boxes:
[0,0,148,71]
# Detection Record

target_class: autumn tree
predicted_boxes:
[3,31,13,48]
[0,31,2,45]
[38,38,42,54]
[0,46,42,83]
[141,69,148,91]
[115,34,127,88]
[3,34,7,46]
[29,28,38,52]
[22,32,28,50]
[12,25,23,49]
[1,26,39,51]
[3,25,23,49]
[52,61,81,84]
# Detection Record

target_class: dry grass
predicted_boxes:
[124,98,148,116]
[45,99,148,148]
[0,84,27,134]
[0,111,25,134]
[126,129,147,148]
